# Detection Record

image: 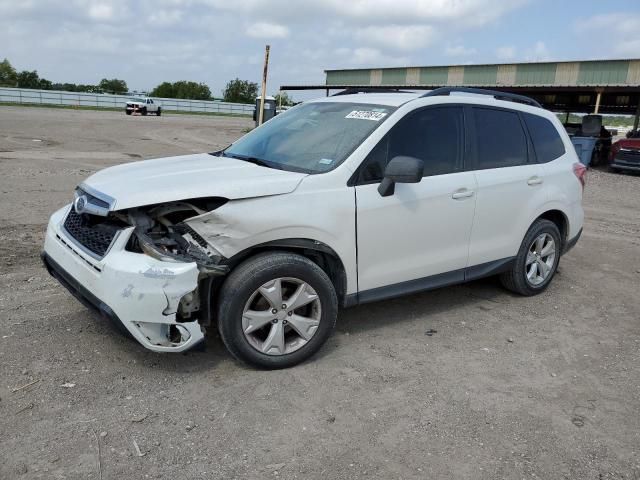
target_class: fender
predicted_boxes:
[523,201,571,245]
[184,189,358,295]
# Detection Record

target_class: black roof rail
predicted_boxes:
[332,87,412,96]
[421,87,542,108]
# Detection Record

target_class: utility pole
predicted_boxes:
[258,45,270,126]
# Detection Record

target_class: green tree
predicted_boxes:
[149,81,175,98]
[150,80,211,100]
[38,78,53,90]
[99,78,128,94]
[0,58,17,87]
[223,78,258,104]
[173,80,211,100]
[274,91,294,107]
[17,70,42,89]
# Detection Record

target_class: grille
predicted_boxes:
[77,188,110,209]
[63,209,119,258]
[616,150,640,164]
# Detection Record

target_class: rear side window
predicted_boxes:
[358,106,464,182]
[472,107,528,169]
[523,113,565,163]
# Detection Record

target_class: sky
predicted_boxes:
[1,0,639,101]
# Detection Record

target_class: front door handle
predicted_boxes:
[527,176,543,186]
[452,188,474,200]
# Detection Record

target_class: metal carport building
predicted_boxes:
[282,58,640,131]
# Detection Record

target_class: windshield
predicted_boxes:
[129,97,146,103]
[223,102,396,173]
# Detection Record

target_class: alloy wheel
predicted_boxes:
[242,277,322,355]
[525,233,556,286]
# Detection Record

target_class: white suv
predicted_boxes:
[42,87,585,369]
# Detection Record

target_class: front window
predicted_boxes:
[223,102,396,173]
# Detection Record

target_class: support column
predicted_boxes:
[594,91,602,114]
[633,100,640,133]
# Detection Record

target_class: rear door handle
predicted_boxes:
[527,176,543,186]
[452,188,474,200]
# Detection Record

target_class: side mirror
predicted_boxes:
[378,156,424,197]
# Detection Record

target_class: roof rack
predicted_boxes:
[332,87,411,96]
[421,87,542,108]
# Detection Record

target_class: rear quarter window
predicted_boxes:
[472,107,528,169]
[524,113,566,163]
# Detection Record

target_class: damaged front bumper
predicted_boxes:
[42,206,225,353]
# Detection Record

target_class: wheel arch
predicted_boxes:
[534,209,569,248]
[204,239,349,326]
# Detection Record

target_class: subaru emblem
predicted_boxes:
[74,195,88,214]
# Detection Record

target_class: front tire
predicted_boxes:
[217,252,338,369]
[156,107,161,116]
[500,219,561,296]
[141,107,147,116]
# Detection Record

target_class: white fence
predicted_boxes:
[0,87,254,116]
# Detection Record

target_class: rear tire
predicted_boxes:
[500,219,561,296]
[217,252,338,369]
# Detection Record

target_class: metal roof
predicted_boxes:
[323,59,640,89]
[281,59,640,114]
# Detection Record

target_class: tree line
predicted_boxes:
[0,58,128,94]
[0,58,294,105]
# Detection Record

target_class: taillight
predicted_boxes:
[573,162,587,190]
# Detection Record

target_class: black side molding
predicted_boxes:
[562,228,582,255]
[465,257,515,282]
[344,257,516,308]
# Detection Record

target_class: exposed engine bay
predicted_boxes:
[116,197,230,276]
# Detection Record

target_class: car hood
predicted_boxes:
[81,153,308,211]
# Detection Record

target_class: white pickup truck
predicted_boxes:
[125,97,161,116]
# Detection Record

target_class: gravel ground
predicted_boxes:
[0,106,639,480]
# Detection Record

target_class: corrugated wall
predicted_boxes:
[381,68,407,85]
[463,65,498,85]
[516,63,557,85]
[326,70,371,86]
[419,67,449,85]
[578,60,629,85]
[325,59,640,87]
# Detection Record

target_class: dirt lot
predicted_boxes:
[0,106,639,479]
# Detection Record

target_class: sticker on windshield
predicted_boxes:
[319,158,334,165]
[345,110,388,121]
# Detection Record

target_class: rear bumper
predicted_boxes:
[42,206,205,353]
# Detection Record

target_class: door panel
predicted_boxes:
[468,165,545,265]
[466,106,548,266]
[356,172,477,291]
[354,105,476,292]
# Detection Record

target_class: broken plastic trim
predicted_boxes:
[135,229,229,276]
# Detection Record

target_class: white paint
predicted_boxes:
[44,90,584,355]
[83,153,307,210]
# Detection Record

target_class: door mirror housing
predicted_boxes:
[378,156,424,197]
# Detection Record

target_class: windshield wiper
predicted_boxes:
[222,152,279,169]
